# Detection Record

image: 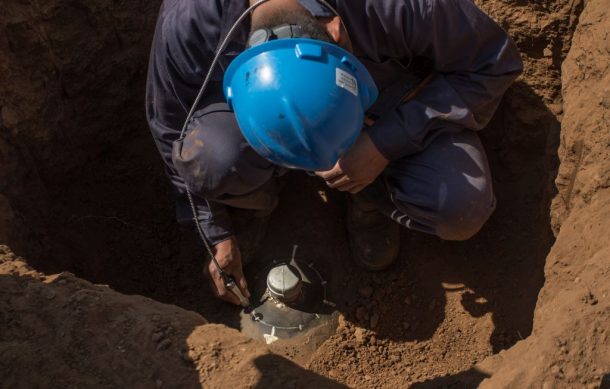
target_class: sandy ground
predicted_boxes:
[0,0,608,387]
[0,247,345,389]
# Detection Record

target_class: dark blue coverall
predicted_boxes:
[146,0,523,245]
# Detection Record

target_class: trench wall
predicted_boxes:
[0,0,161,255]
[478,0,610,387]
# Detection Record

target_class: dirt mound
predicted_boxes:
[0,246,344,388]
[0,0,608,388]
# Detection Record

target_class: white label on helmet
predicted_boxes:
[336,68,358,97]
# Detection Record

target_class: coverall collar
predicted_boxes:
[298,0,337,17]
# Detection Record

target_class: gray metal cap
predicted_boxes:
[266,264,302,303]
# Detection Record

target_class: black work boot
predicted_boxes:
[346,193,400,271]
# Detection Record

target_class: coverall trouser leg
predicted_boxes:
[361,130,495,241]
[176,104,495,241]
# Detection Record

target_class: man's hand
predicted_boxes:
[316,132,389,194]
[205,236,250,305]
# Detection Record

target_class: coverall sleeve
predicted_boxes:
[147,110,234,246]
[146,1,233,246]
[364,0,523,161]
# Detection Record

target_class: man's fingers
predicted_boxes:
[324,171,350,185]
[348,184,366,194]
[232,266,251,299]
[215,273,241,305]
[207,264,240,305]
[336,181,361,193]
[239,278,250,299]
[333,178,361,192]
[326,174,350,188]
[340,179,371,193]
[315,164,343,181]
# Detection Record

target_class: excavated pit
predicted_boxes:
[3,0,607,388]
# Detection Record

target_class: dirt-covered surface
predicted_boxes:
[0,0,608,388]
[0,246,345,389]
[477,1,610,387]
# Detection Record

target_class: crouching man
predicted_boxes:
[146,0,522,304]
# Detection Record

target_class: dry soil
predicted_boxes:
[0,0,608,388]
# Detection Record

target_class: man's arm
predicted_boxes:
[146,0,234,246]
[146,1,250,305]
[364,0,523,161]
[147,105,234,246]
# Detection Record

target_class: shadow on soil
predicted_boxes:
[253,354,349,389]
[409,367,491,389]
[0,270,204,388]
[0,269,349,388]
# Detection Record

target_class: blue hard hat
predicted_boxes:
[223,38,378,171]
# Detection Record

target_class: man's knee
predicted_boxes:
[435,183,495,241]
[385,130,494,241]
[172,110,273,199]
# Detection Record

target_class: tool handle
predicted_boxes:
[225,277,251,308]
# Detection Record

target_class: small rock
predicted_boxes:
[403,322,411,330]
[543,47,553,57]
[582,292,598,305]
[354,327,366,345]
[358,286,374,299]
[44,289,56,300]
[548,103,563,115]
[157,339,172,351]
[152,332,165,343]
[550,365,561,375]
[181,351,193,363]
[370,313,380,329]
[564,363,577,380]
[542,381,553,389]
[403,296,411,305]
[369,336,377,346]
[156,379,163,388]
[73,292,87,303]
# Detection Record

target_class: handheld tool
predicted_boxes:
[201,235,251,308]
[223,273,251,308]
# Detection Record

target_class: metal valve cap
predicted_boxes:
[266,264,303,303]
